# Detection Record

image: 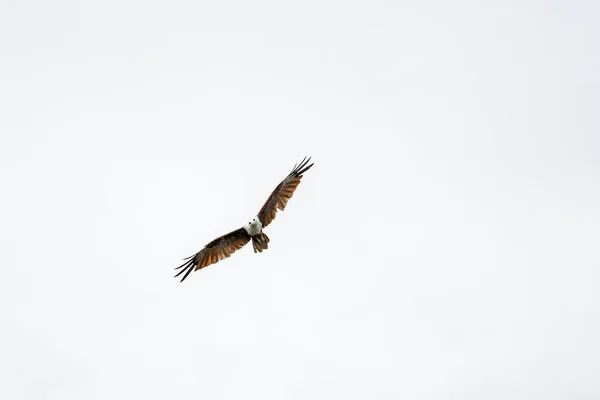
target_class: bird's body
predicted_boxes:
[175,157,313,282]
[244,216,270,253]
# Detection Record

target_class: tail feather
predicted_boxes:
[252,232,270,253]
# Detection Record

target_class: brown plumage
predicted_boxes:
[174,228,251,282]
[251,232,270,253]
[175,157,314,282]
[258,157,314,228]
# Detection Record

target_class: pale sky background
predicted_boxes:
[1,0,599,399]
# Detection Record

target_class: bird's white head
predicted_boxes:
[243,216,262,236]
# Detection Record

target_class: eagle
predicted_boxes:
[175,157,314,282]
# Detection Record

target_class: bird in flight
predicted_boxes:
[175,157,314,282]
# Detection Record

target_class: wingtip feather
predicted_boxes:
[290,156,313,176]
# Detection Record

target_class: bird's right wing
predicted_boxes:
[175,227,251,282]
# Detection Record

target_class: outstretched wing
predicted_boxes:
[175,228,251,282]
[257,157,314,228]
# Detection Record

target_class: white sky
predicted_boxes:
[1,0,599,399]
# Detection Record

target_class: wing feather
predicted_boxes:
[257,157,314,228]
[174,227,251,282]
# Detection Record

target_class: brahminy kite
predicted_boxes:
[175,157,314,282]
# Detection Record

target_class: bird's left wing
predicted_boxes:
[257,157,314,228]
[175,227,251,282]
